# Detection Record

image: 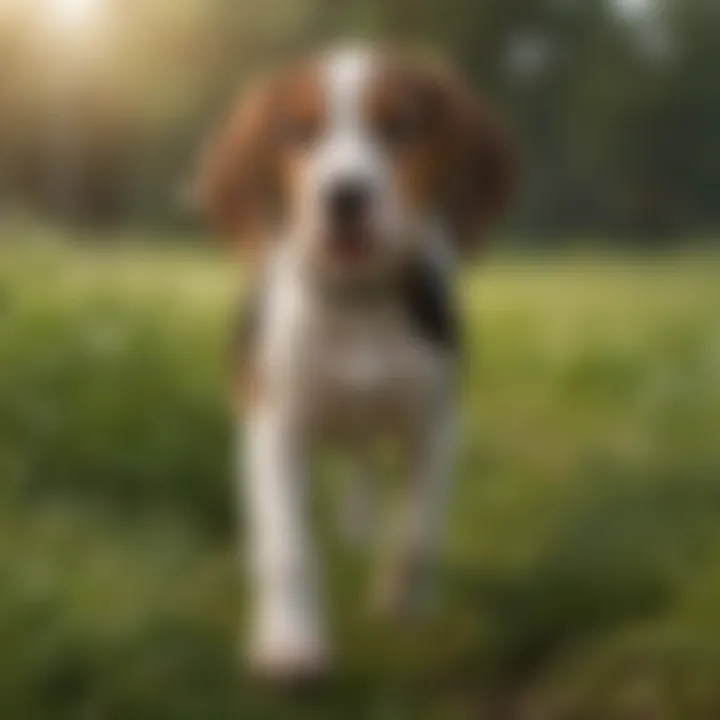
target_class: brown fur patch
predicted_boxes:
[368,52,518,253]
[236,364,265,412]
[198,61,325,260]
[365,59,448,218]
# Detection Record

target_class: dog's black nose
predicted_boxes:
[327,181,370,228]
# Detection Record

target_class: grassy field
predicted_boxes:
[1,233,720,719]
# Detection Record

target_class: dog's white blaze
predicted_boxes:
[296,48,382,244]
[317,48,378,175]
[325,48,374,134]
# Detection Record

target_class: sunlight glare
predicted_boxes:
[46,0,100,32]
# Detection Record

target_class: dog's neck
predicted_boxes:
[270,223,455,316]
[254,230,458,352]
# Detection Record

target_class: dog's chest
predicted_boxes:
[318,309,435,388]
[292,308,440,432]
[239,254,457,435]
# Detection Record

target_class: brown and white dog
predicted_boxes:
[198,45,516,681]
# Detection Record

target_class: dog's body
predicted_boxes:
[199,46,515,680]
[236,239,457,438]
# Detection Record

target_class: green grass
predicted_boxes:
[1,232,720,719]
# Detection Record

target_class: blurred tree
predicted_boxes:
[0,0,716,242]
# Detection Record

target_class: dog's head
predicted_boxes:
[199,46,516,279]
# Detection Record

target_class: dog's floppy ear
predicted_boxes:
[443,78,518,254]
[197,76,279,245]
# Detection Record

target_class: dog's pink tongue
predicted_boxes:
[332,232,374,264]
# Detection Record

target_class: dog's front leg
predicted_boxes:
[242,402,328,678]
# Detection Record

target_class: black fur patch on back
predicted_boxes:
[401,259,460,351]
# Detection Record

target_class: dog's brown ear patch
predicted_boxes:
[443,78,518,254]
[198,77,279,246]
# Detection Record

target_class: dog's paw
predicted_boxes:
[248,628,330,686]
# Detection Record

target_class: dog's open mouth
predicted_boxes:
[327,229,376,265]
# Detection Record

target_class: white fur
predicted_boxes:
[326,47,372,131]
[296,48,410,267]
[243,402,327,668]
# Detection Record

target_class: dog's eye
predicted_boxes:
[279,116,321,149]
[376,110,424,149]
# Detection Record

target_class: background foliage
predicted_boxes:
[1,1,720,717]
[0,0,718,241]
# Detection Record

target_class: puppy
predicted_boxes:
[198,45,516,681]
